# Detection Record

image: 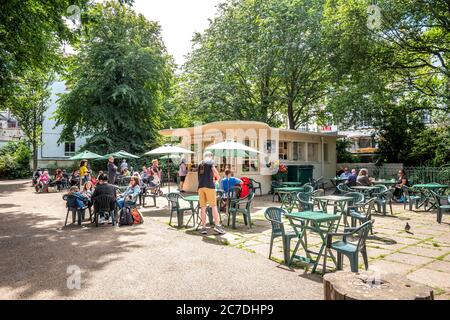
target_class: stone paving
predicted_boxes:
[142,191,450,299]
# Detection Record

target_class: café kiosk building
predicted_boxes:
[160,121,339,194]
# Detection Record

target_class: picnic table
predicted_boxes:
[285,211,340,273]
[314,195,353,227]
[412,183,449,211]
[274,187,305,212]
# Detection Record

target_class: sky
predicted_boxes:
[131,0,223,67]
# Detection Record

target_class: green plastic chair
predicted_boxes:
[337,183,351,194]
[166,192,196,227]
[402,186,421,211]
[430,191,450,223]
[302,184,314,194]
[296,192,313,211]
[349,197,376,234]
[249,178,262,196]
[264,207,297,265]
[324,220,373,273]
[271,181,282,202]
[228,192,255,229]
[375,189,394,215]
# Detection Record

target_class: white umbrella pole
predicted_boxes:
[167,154,170,193]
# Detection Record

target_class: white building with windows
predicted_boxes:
[37,81,86,168]
[0,110,24,148]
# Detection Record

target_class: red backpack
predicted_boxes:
[240,177,251,198]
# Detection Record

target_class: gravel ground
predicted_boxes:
[0,180,322,300]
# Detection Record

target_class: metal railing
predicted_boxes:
[337,163,450,185]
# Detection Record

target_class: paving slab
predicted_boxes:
[407,268,450,290]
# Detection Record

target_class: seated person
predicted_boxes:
[70,170,80,186]
[345,169,358,187]
[140,166,148,181]
[122,168,131,177]
[117,176,141,209]
[66,186,88,210]
[148,168,161,188]
[33,168,42,186]
[92,174,117,224]
[221,170,242,194]
[356,168,372,186]
[36,170,50,192]
[339,167,351,179]
[54,169,63,191]
[393,169,409,201]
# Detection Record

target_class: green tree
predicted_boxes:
[0,141,32,179]
[5,71,53,171]
[55,1,174,155]
[180,0,329,128]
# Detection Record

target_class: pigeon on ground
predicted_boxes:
[405,222,412,233]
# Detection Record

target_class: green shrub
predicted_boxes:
[0,141,32,179]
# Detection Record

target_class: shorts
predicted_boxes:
[180,175,186,182]
[198,188,216,208]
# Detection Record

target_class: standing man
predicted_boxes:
[120,159,128,174]
[178,158,188,192]
[198,151,225,235]
[107,156,117,185]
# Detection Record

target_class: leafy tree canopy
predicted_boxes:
[55,1,174,155]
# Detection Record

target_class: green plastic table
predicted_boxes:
[313,195,353,221]
[412,184,449,211]
[285,211,340,273]
[274,187,305,212]
[372,180,397,185]
[183,194,221,227]
[280,182,304,187]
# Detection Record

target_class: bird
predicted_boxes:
[405,222,412,233]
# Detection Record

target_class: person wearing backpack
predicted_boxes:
[198,151,225,235]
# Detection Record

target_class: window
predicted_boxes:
[279,141,288,160]
[7,121,17,128]
[323,143,329,162]
[358,138,371,149]
[64,142,76,157]
[264,140,276,154]
[242,139,259,172]
[307,143,319,162]
[293,142,306,161]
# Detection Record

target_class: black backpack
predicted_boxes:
[119,207,134,226]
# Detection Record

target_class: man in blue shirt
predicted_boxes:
[340,167,351,179]
[221,169,242,193]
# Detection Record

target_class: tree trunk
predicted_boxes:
[287,99,296,129]
[323,271,434,300]
[32,140,37,172]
